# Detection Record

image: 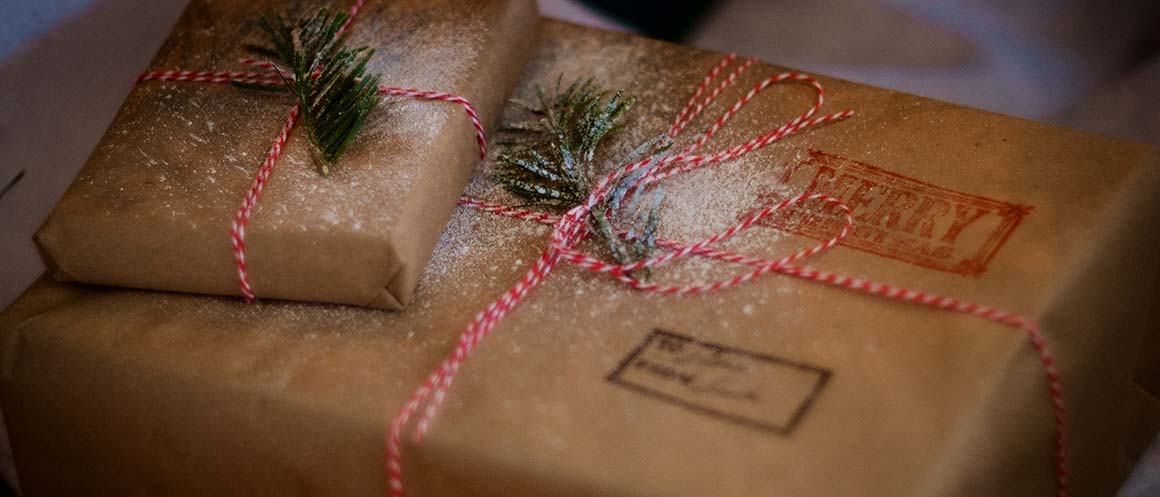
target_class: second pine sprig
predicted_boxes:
[494,77,671,277]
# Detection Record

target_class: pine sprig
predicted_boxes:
[495,77,671,276]
[239,8,382,176]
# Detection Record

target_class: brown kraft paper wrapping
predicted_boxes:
[4,20,1160,497]
[33,0,539,309]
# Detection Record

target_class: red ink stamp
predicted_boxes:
[752,150,1031,276]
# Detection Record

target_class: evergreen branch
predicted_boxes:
[494,77,671,278]
[239,8,382,175]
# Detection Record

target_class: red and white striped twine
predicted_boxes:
[390,55,1069,497]
[136,3,1069,493]
[134,0,485,300]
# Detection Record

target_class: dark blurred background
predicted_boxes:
[1,0,1158,496]
[540,0,1160,143]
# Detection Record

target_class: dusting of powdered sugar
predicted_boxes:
[95,25,845,396]
[658,154,784,241]
[357,8,486,92]
[421,172,552,290]
[413,24,829,298]
[65,0,497,244]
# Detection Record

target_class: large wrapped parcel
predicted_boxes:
[33,0,538,309]
[4,20,1160,497]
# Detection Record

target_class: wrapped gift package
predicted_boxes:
[32,0,538,309]
[4,19,1160,497]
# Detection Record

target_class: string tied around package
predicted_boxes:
[133,0,487,301]
[388,54,1071,497]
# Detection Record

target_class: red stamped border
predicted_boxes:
[756,150,1033,276]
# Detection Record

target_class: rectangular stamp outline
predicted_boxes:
[761,150,1033,276]
[606,329,831,435]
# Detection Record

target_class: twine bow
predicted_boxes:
[134,0,487,300]
[388,55,1070,497]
